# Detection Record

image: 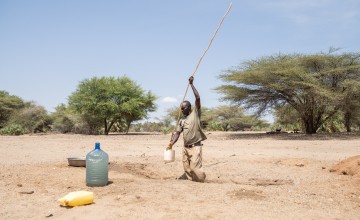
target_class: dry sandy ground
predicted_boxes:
[0,132,359,219]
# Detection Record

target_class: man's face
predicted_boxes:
[181,102,191,116]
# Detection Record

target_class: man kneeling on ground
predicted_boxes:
[168,76,207,182]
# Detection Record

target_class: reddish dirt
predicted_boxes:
[330,155,360,176]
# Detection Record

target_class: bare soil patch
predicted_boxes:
[330,155,360,176]
[0,132,359,219]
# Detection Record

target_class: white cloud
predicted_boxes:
[291,14,311,25]
[161,97,178,103]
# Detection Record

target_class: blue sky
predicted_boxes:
[1,0,359,123]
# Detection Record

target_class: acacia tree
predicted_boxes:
[118,91,157,133]
[0,91,25,128]
[202,105,260,131]
[216,51,360,134]
[274,104,302,131]
[68,76,157,135]
[339,79,360,131]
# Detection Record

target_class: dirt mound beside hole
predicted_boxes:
[330,155,360,176]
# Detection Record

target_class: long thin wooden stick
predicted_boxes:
[171,2,233,140]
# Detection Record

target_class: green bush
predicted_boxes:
[0,124,25,135]
[161,126,173,134]
[9,105,52,133]
[206,121,224,131]
[52,116,74,133]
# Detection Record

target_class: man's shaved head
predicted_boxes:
[181,100,192,116]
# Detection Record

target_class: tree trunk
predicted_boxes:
[125,122,131,134]
[104,119,109,135]
[104,119,116,135]
[344,111,352,132]
[302,117,317,134]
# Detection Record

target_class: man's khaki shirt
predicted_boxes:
[176,107,207,146]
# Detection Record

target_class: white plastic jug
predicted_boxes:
[164,149,175,163]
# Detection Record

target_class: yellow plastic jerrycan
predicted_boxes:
[58,191,93,207]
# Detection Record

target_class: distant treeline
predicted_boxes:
[1,50,359,135]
